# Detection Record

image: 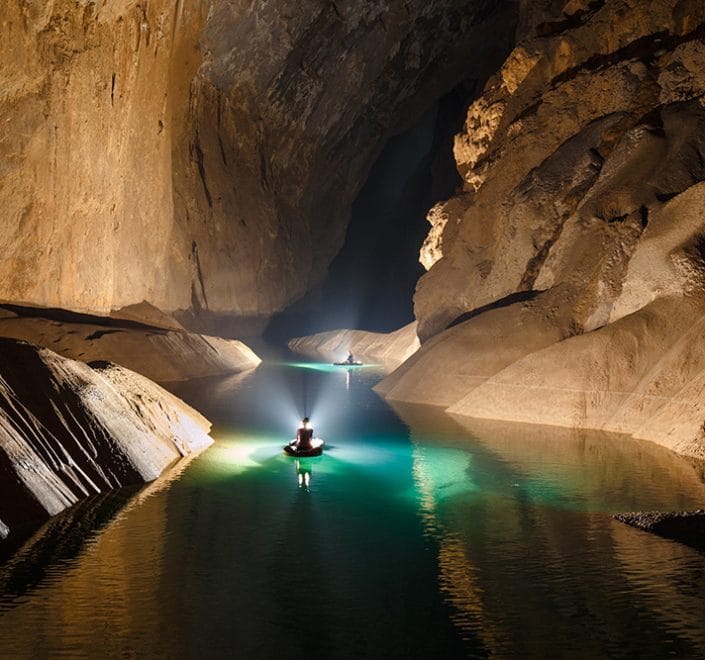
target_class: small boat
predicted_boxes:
[333,361,363,366]
[284,438,325,457]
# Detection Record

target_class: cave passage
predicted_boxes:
[266,84,471,341]
[1,360,704,657]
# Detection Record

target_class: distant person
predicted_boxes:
[296,417,313,450]
[346,351,355,364]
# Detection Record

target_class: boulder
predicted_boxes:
[0,338,213,540]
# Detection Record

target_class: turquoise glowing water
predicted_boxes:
[1,359,705,658]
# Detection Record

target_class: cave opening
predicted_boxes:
[265,82,474,342]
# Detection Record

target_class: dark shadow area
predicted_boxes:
[0,303,169,334]
[614,511,705,555]
[0,486,141,606]
[265,83,475,342]
[445,289,542,330]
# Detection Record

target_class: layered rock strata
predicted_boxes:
[1,0,516,332]
[0,303,261,382]
[380,0,705,460]
[288,322,420,368]
[0,338,213,540]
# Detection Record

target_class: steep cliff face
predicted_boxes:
[1,0,208,316]
[0,339,213,540]
[415,0,705,340]
[1,0,516,333]
[380,0,705,459]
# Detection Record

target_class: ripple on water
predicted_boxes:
[1,362,705,657]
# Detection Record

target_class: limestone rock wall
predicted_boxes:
[0,338,213,540]
[381,0,705,459]
[0,0,208,316]
[415,0,705,340]
[1,0,516,331]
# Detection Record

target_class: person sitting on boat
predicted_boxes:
[345,351,355,364]
[296,417,314,450]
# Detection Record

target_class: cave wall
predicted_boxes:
[1,0,517,334]
[379,0,705,459]
[415,0,705,340]
[0,0,207,315]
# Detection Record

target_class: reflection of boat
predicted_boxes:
[284,438,325,457]
[333,361,363,366]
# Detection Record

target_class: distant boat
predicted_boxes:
[333,360,363,366]
[283,438,325,457]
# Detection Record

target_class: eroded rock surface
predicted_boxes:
[1,0,515,333]
[288,322,420,368]
[380,0,705,459]
[0,304,261,382]
[0,339,213,540]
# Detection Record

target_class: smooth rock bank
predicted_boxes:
[288,322,420,368]
[0,338,213,541]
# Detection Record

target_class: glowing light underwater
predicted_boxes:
[195,359,629,512]
[279,360,378,373]
[203,433,411,476]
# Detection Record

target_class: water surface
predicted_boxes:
[1,359,704,658]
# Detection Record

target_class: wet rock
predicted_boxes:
[614,510,705,553]
[0,338,213,541]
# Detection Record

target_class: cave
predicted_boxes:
[2,1,705,656]
[266,82,473,339]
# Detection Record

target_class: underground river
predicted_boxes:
[1,357,705,657]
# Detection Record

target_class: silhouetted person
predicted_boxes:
[296,417,313,450]
[346,352,355,364]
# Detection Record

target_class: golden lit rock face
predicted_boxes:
[414,0,705,340]
[0,303,261,382]
[0,0,516,330]
[0,338,213,539]
[0,0,207,315]
[380,0,705,458]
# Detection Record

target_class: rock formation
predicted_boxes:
[614,509,705,554]
[1,0,516,334]
[0,303,261,383]
[0,338,213,540]
[378,0,705,460]
[288,322,420,368]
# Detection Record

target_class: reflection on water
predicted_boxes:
[394,403,705,656]
[1,360,704,657]
[295,459,313,490]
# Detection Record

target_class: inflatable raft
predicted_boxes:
[284,438,325,457]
